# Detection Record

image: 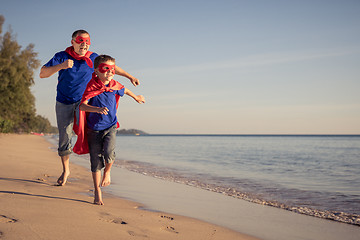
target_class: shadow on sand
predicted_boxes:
[0,177,91,204]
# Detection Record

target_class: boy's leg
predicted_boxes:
[92,171,103,205]
[101,125,117,187]
[101,161,113,187]
[87,128,105,204]
[87,129,105,172]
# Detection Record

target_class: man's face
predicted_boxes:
[71,33,91,56]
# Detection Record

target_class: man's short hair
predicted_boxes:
[72,30,90,39]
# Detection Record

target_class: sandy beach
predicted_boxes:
[0,134,257,240]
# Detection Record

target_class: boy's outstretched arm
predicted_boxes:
[80,100,109,115]
[115,65,140,87]
[39,60,74,78]
[124,88,145,104]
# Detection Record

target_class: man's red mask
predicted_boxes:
[74,35,91,45]
[98,63,115,74]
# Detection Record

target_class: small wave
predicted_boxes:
[115,160,360,226]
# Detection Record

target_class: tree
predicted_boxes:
[0,15,56,133]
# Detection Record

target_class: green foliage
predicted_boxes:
[0,116,14,133]
[30,115,58,133]
[0,15,56,133]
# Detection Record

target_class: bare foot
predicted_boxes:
[101,172,111,187]
[94,189,104,205]
[57,171,70,186]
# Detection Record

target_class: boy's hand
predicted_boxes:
[135,95,145,104]
[97,107,109,115]
[61,59,74,69]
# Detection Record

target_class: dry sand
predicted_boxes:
[0,134,258,240]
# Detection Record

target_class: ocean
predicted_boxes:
[111,134,360,226]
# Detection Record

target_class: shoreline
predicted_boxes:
[68,136,360,240]
[113,159,360,226]
[81,162,360,240]
[111,134,360,225]
[0,134,257,240]
[65,137,360,240]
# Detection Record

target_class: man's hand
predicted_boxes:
[130,77,140,87]
[61,59,74,69]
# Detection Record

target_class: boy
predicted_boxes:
[40,30,139,186]
[74,55,145,205]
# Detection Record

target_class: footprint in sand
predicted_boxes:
[160,215,178,234]
[98,212,127,225]
[127,230,148,238]
[165,226,179,234]
[160,215,174,221]
[36,174,51,183]
[111,218,127,225]
[0,215,17,223]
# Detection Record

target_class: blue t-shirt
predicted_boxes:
[87,88,125,131]
[44,51,99,104]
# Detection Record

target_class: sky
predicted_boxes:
[1,0,360,134]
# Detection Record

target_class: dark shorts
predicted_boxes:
[87,125,117,172]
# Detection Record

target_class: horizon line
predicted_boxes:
[120,133,360,137]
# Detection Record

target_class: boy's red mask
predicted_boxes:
[74,35,91,45]
[98,63,115,74]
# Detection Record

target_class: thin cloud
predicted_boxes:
[138,47,360,76]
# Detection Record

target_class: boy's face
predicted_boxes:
[71,33,91,56]
[95,60,115,83]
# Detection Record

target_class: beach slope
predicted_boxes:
[0,134,257,240]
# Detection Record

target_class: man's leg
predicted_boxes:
[57,155,70,186]
[55,101,77,186]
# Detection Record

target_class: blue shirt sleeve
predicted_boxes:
[43,51,68,67]
[116,88,125,97]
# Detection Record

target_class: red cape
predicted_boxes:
[73,73,124,155]
[65,46,93,68]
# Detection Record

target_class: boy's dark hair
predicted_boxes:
[72,29,90,38]
[94,55,116,69]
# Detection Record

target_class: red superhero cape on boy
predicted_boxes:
[73,73,124,155]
